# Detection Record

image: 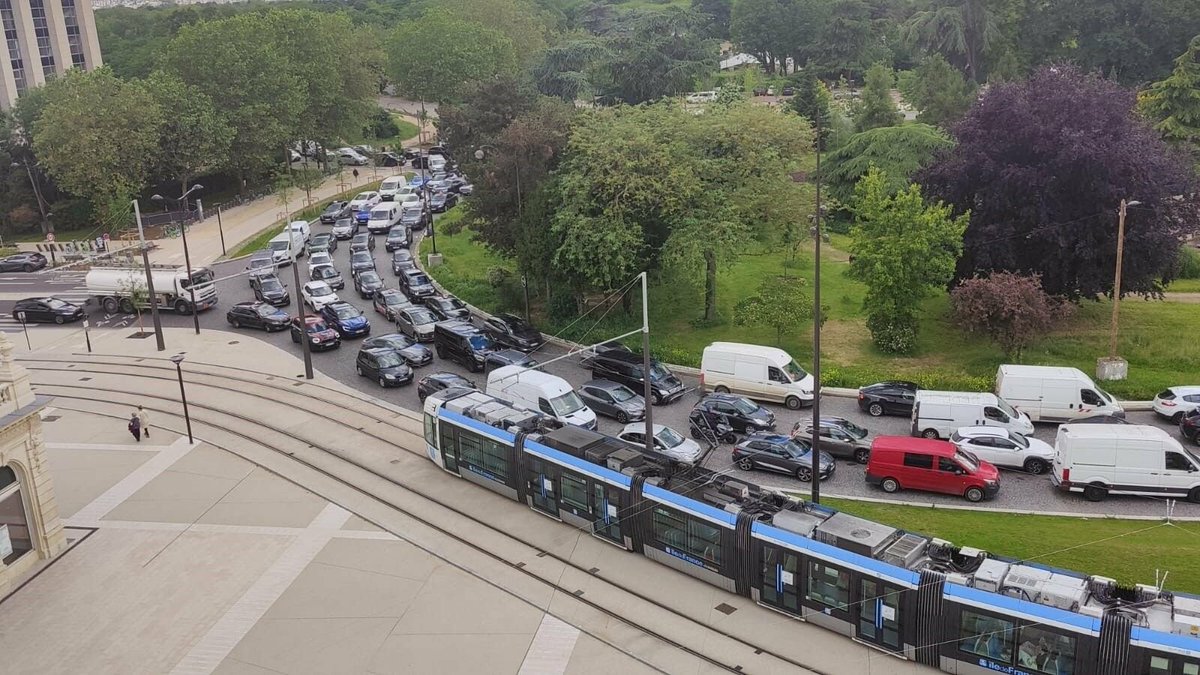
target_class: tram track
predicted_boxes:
[23,355,834,675]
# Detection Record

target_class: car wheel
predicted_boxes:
[965,487,984,503]
[22,264,33,272]
[467,359,480,373]
[54,315,65,324]
[1173,412,1185,423]
[715,385,730,394]
[231,319,240,329]
[737,457,753,471]
[922,428,940,439]
[785,396,802,410]
[1083,483,1108,502]
[853,448,869,464]
[868,402,884,417]
[616,411,628,424]
[880,477,900,493]
[379,376,387,387]
[1189,487,1200,505]
[1023,458,1048,475]
[796,466,813,482]
[653,392,663,405]
[291,332,299,343]
[722,432,738,444]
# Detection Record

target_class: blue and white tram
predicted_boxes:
[422,389,1200,675]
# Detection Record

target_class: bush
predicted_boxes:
[546,285,578,323]
[366,107,400,139]
[1178,246,1200,279]
[866,313,919,354]
[950,272,1070,359]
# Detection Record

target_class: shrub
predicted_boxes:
[546,285,578,323]
[366,107,400,139]
[866,313,919,354]
[1177,246,1200,279]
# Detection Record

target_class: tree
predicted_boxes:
[119,276,149,334]
[387,10,518,105]
[730,0,786,74]
[903,0,1002,82]
[848,167,967,353]
[809,0,881,81]
[432,0,548,66]
[824,124,954,205]
[919,65,1200,299]
[734,275,813,345]
[33,68,162,209]
[854,63,901,132]
[141,71,233,198]
[692,0,732,39]
[435,76,541,154]
[951,272,1070,359]
[600,8,715,104]
[532,38,609,102]
[898,54,975,128]
[790,74,833,149]
[292,168,325,207]
[1140,36,1200,162]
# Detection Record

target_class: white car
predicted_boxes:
[1153,386,1200,422]
[950,426,1055,475]
[348,191,380,212]
[337,147,369,166]
[307,251,333,273]
[617,423,703,465]
[302,281,339,312]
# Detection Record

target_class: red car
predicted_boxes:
[865,436,1000,502]
[290,316,340,351]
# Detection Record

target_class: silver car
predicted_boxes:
[579,379,645,423]
[617,423,702,464]
[395,306,438,342]
[331,216,358,239]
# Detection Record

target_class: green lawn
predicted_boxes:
[821,497,1200,593]
[419,223,1196,399]
[229,180,383,259]
[391,115,420,142]
[1167,278,1200,293]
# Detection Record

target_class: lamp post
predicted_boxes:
[475,144,528,319]
[133,199,166,351]
[1099,198,1141,382]
[153,184,204,335]
[790,116,823,504]
[169,353,193,444]
[291,236,314,380]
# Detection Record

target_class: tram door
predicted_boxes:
[528,458,559,516]
[593,483,622,544]
[440,426,460,474]
[760,545,800,614]
[858,579,903,652]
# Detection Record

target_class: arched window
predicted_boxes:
[0,464,33,564]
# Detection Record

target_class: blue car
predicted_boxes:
[355,208,371,225]
[319,301,371,338]
[409,175,429,188]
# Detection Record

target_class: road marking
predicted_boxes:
[518,614,581,675]
[70,436,198,523]
[48,441,168,452]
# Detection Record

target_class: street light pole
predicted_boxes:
[133,199,166,351]
[811,117,823,506]
[154,185,204,335]
[1108,199,1140,359]
[639,272,655,457]
[169,354,193,444]
[290,239,314,380]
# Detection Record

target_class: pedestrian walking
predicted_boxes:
[128,413,142,443]
[352,168,360,181]
[137,405,150,439]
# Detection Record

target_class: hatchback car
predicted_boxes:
[0,252,47,273]
[348,191,380,212]
[398,269,436,301]
[349,233,375,253]
[12,296,84,324]
[310,264,344,290]
[349,251,376,276]
[363,333,433,367]
[356,347,414,388]
[354,270,385,298]
[372,288,411,321]
[791,416,872,464]
[400,208,428,231]
[302,280,339,311]
[1154,386,1200,423]
[858,381,920,417]
[733,434,836,482]
[424,295,470,321]
[617,424,703,464]
[385,228,410,252]
[309,232,337,254]
[332,216,358,239]
[392,249,417,275]
[319,200,349,224]
[290,316,340,351]
[579,379,645,423]
[320,301,371,338]
[395,305,438,342]
[481,313,544,352]
[226,301,289,332]
[250,274,290,307]
[950,426,1055,475]
[692,394,775,434]
[417,372,478,402]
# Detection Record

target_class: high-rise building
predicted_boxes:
[0,0,101,109]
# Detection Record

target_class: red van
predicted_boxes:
[865,436,1001,502]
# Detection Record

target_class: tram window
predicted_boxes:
[652,507,721,566]
[805,561,849,610]
[1015,625,1075,674]
[424,414,438,449]
[653,507,689,552]
[456,429,511,483]
[689,520,721,566]
[959,611,1014,662]
[561,474,589,512]
[1186,662,1200,675]
[1147,656,1170,675]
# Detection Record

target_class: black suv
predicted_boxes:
[424,295,470,321]
[857,381,920,417]
[250,274,290,307]
[385,227,410,252]
[355,347,414,388]
[732,434,835,482]
[692,394,775,433]
[790,416,872,464]
[481,313,544,352]
[433,320,496,372]
[398,269,436,301]
[585,351,685,405]
[320,200,349,224]
[392,249,416,275]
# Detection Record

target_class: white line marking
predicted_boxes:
[63,518,397,541]
[518,614,581,675]
[48,441,169,452]
[70,437,197,523]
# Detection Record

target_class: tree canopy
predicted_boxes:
[1140,36,1200,163]
[387,10,519,104]
[824,124,954,206]
[854,63,902,132]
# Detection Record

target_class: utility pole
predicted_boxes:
[133,200,165,351]
[1108,199,1139,358]
[640,272,654,458]
[811,113,822,506]
[290,238,314,380]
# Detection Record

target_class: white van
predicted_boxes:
[268,230,305,265]
[1051,424,1200,503]
[699,342,814,410]
[378,175,408,201]
[486,366,597,430]
[366,203,402,234]
[912,391,1034,439]
[996,365,1124,422]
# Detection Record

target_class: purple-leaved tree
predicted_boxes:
[920,65,1200,299]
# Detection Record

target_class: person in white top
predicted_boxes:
[137,405,150,439]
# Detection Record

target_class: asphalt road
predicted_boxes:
[1,214,1195,519]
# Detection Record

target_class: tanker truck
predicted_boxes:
[85,265,218,315]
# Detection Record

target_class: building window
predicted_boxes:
[0,0,25,91]
[0,466,34,565]
[27,0,56,76]
[61,0,85,68]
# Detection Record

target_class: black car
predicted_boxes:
[857,381,920,417]
[578,379,646,423]
[290,316,340,351]
[319,301,371,338]
[579,339,632,366]
[319,200,349,224]
[349,251,376,276]
[310,264,344,290]
[392,249,417,275]
[349,233,375,253]
[12,296,84,324]
[429,191,458,213]
[250,274,290,307]
[732,434,836,482]
[385,227,410,252]
[424,295,470,321]
[372,288,411,321]
[0,252,47,273]
[417,372,478,402]
[585,350,685,405]
[433,320,495,372]
[692,394,775,434]
[309,232,337,254]
[354,270,385,298]
[363,333,433,367]
[398,269,436,301]
[1181,409,1200,444]
[400,208,428,231]
[790,416,872,464]
[355,347,414,388]
[226,301,290,332]
[378,152,403,167]
[484,349,538,372]
[481,313,544,353]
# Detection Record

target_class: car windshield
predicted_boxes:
[383,293,404,305]
[376,353,404,368]
[325,204,341,212]
[352,254,371,263]
[655,427,685,448]
[611,386,636,402]
[649,363,671,379]
[45,298,71,309]
[409,273,430,285]
[314,267,336,279]
[996,397,1018,417]
[360,273,379,284]
[383,335,413,348]
[354,193,372,201]
[467,334,492,350]
[785,440,810,458]
[409,309,436,324]
[312,235,329,245]
[1097,388,1115,403]
[394,251,412,261]
[310,254,330,264]
[838,419,869,439]
[784,360,808,382]
[549,391,585,416]
[311,286,332,297]
[262,279,282,292]
[269,240,289,252]
[335,219,353,228]
[307,322,329,333]
[335,306,359,319]
[956,450,980,472]
[731,398,758,414]
[256,305,279,317]
[250,257,271,270]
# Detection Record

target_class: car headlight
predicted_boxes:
[384,373,397,380]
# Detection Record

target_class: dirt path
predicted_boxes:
[1164,292,1200,303]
